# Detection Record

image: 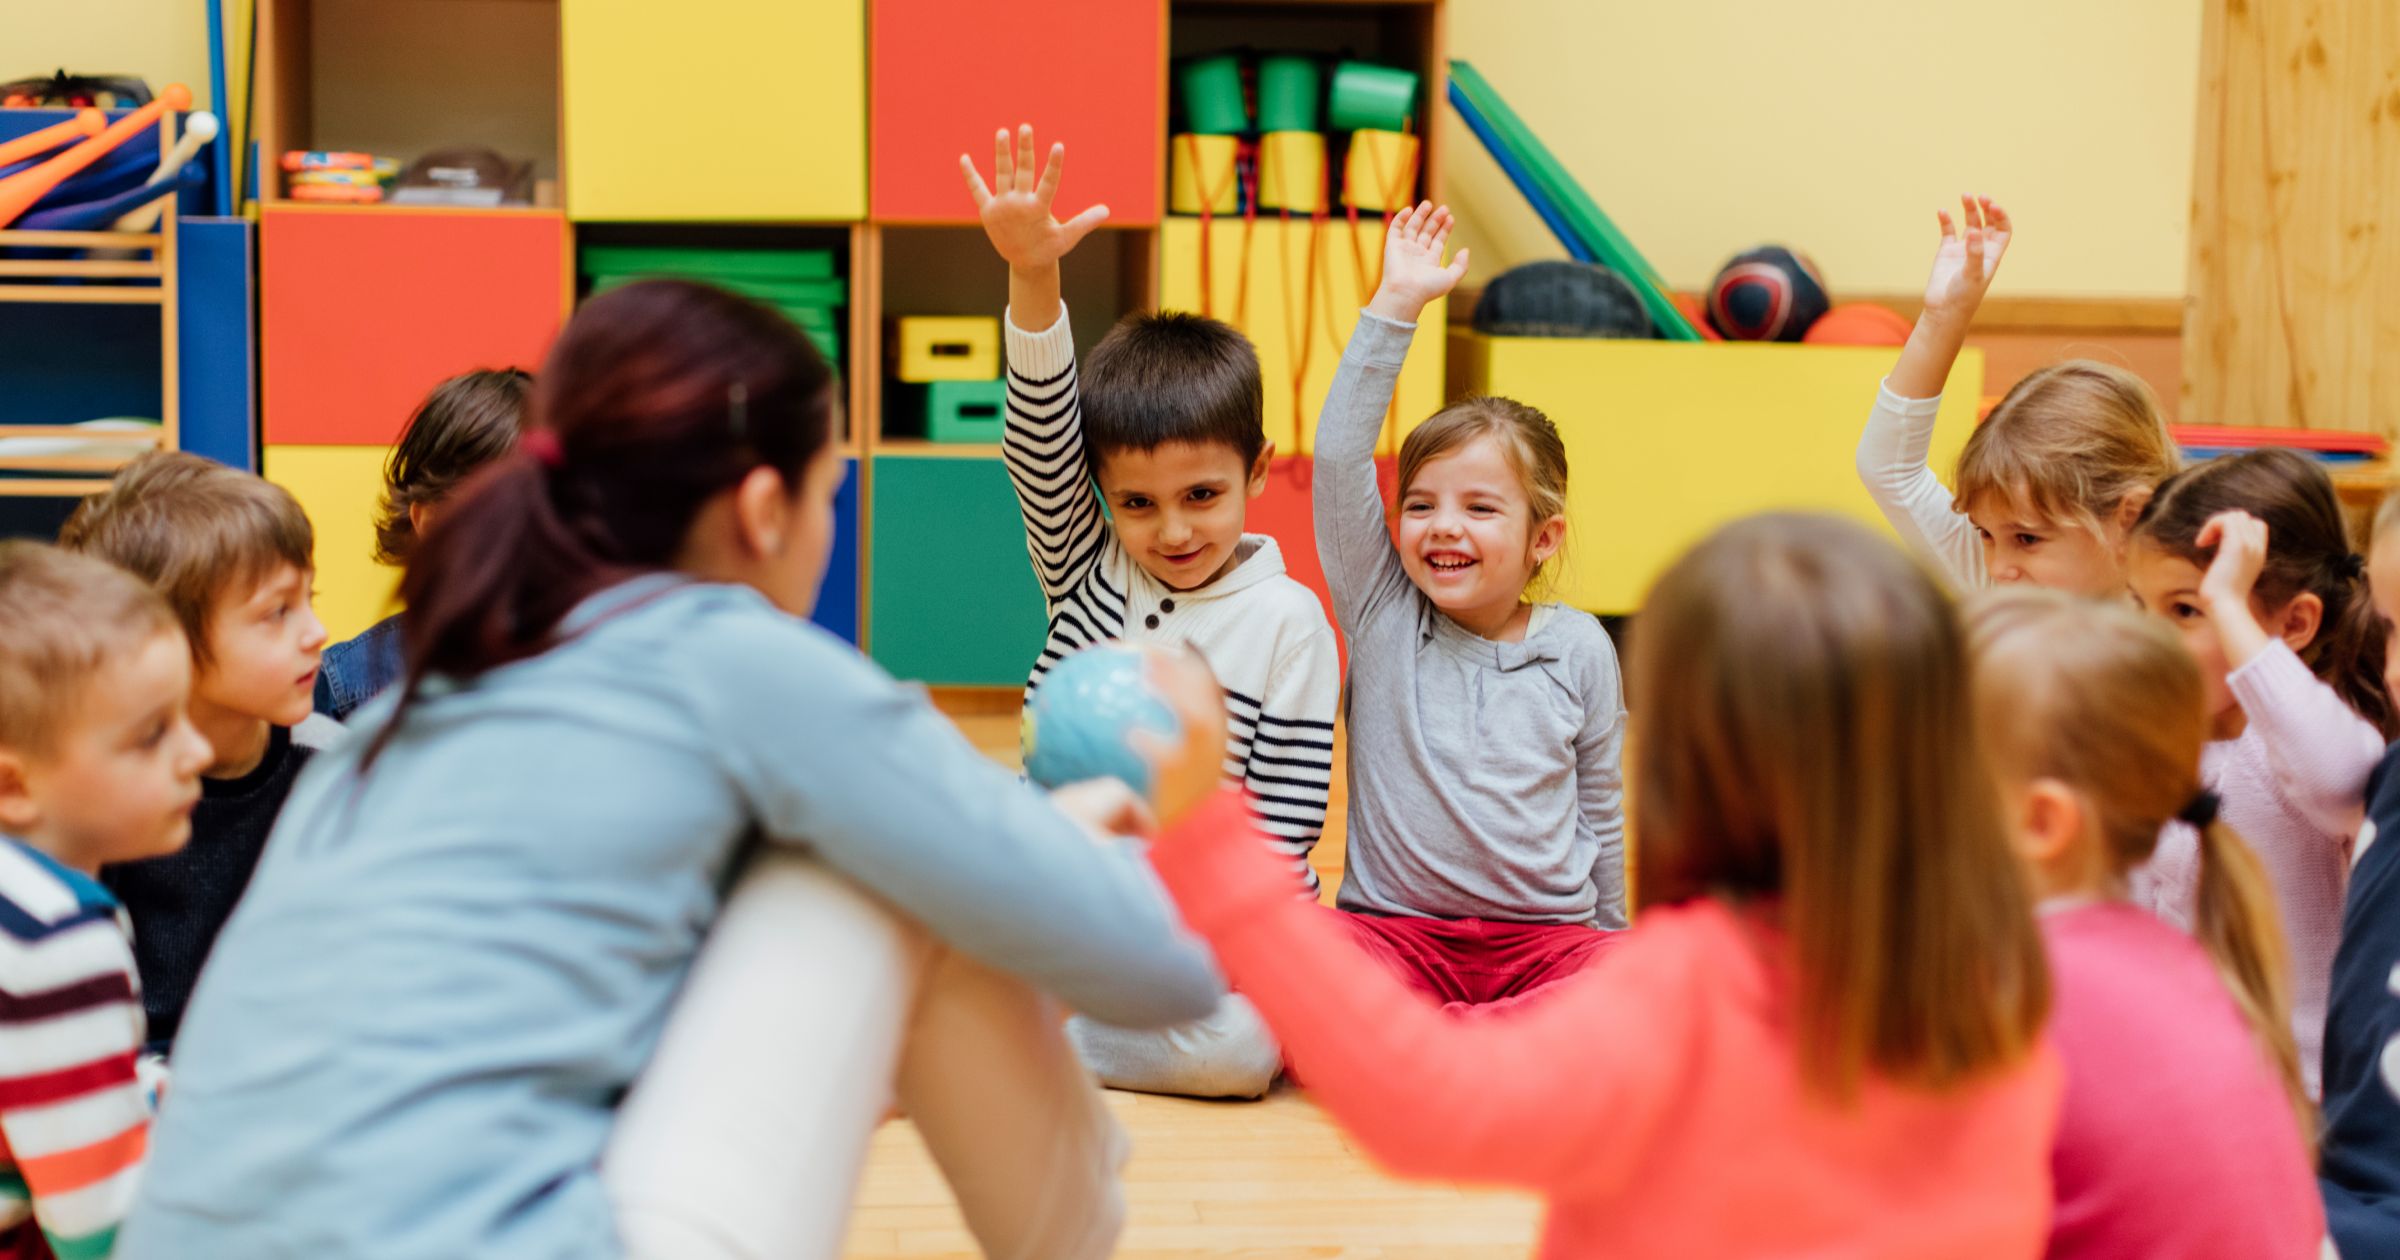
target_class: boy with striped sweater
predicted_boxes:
[0,544,212,1259]
[965,128,1338,1098]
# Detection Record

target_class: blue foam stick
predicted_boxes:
[18,162,205,232]
[208,0,233,215]
[10,144,160,216]
[1446,78,1593,265]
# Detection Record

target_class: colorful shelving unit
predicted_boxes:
[11,0,1452,680]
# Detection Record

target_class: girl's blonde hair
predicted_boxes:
[1396,395,1567,596]
[1967,588,2313,1146]
[1952,361,2179,535]
[1633,513,2050,1100]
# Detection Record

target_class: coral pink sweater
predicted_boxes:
[1153,791,2065,1259]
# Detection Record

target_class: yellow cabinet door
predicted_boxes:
[563,0,865,221]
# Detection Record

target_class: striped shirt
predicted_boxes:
[0,837,152,1260]
[1003,307,1341,888]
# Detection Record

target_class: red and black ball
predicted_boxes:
[1706,245,1831,342]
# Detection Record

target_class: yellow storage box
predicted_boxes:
[893,316,1000,383]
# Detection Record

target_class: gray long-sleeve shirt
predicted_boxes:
[1313,313,1628,928]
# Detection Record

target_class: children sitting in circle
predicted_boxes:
[3,157,2385,1258]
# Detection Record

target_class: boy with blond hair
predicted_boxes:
[0,542,212,1258]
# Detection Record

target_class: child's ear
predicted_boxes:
[2017,778,2086,870]
[1530,514,1567,565]
[0,751,39,835]
[2273,591,2326,655]
[1247,442,1275,499]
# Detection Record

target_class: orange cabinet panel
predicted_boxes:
[871,0,1163,223]
[263,207,564,446]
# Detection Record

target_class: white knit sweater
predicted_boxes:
[1002,306,1341,890]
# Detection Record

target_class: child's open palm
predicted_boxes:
[961,125,1109,272]
[1368,201,1469,323]
[1922,194,2012,322]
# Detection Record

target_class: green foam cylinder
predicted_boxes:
[1178,55,1249,136]
[1257,56,1320,133]
[1327,61,1418,133]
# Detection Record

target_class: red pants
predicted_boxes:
[1334,910,1621,1016]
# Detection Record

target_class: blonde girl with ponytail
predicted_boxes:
[1970,589,2322,1260]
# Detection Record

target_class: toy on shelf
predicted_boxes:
[0,83,192,227]
[390,146,533,208]
[581,243,844,363]
[894,316,998,383]
[1705,245,1830,342]
[0,110,102,168]
[0,71,154,110]
[2170,426,2389,465]
[1167,53,1423,221]
[1474,260,1654,340]
[1445,61,1701,341]
[1802,302,1911,347]
[114,113,220,232]
[284,150,400,203]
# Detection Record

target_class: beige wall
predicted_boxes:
[1440,0,2202,299]
[12,0,215,112]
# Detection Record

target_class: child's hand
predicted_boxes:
[1129,647,1231,829]
[1920,194,2011,326]
[1366,201,1470,324]
[2198,509,2277,670]
[2198,510,2270,612]
[960,125,1110,275]
[1050,778,1157,841]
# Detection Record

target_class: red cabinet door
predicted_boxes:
[262,208,563,446]
[871,0,1163,224]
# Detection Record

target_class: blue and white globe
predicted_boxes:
[1022,641,1184,794]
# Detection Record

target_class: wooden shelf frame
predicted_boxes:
[0,116,182,496]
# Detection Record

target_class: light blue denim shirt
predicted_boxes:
[119,576,1220,1260]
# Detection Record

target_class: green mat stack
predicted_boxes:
[581,245,847,365]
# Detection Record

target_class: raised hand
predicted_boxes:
[960,124,1110,274]
[1367,200,1470,324]
[1922,194,2012,325]
[2198,510,2270,613]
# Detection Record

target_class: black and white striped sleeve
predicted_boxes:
[1002,306,1108,605]
[1230,630,1342,894]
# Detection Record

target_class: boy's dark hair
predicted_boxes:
[57,451,314,666]
[377,368,533,564]
[1079,311,1265,472]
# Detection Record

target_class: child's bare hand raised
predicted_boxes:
[1886,194,2010,400]
[1922,194,2011,327]
[1367,201,1469,325]
[961,125,1109,276]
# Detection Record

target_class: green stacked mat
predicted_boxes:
[581,245,846,364]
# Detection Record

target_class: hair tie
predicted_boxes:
[2176,789,2221,829]
[2342,552,2367,581]
[521,429,565,469]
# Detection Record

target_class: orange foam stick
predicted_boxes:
[0,110,106,169]
[0,84,193,228]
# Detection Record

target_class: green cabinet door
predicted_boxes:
[868,455,1051,686]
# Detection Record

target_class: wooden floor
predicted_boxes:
[841,703,1542,1259]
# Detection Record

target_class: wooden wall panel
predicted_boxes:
[2187,0,2400,436]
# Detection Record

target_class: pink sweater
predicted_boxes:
[1153,791,2064,1259]
[2134,640,2384,1097]
[2041,901,2322,1259]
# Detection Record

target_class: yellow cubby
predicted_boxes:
[1159,217,1446,457]
[1451,334,1985,614]
[265,445,400,643]
[562,0,865,221]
